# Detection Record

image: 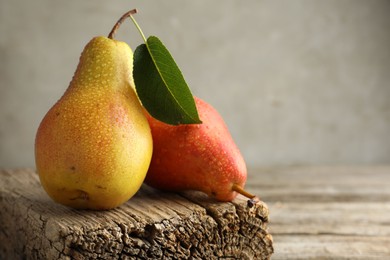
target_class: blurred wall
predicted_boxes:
[1,0,390,168]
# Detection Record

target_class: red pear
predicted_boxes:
[144,96,257,202]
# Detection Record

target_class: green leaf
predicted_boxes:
[133,36,202,125]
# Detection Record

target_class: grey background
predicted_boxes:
[1,0,390,168]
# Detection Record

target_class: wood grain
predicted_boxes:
[246,166,390,259]
[2,166,388,259]
[0,169,273,259]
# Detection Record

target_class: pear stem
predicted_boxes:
[108,8,148,44]
[108,9,139,39]
[232,183,260,207]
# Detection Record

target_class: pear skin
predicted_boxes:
[35,36,153,210]
[144,97,247,202]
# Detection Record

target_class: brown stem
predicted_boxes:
[108,9,138,39]
[232,183,260,207]
[232,183,255,198]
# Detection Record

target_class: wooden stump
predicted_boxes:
[0,169,273,259]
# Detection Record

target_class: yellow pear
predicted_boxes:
[35,36,153,210]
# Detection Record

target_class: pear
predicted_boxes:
[35,36,153,210]
[144,97,256,202]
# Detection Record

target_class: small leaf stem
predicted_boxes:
[232,183,260,206]
[128,13,147,43]
[108,9,138,39]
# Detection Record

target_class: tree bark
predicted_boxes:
[0,169,273,259]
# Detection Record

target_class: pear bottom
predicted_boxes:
[35,89,153,210]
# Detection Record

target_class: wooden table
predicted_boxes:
[1,166,389,259]
[247,166,390,259]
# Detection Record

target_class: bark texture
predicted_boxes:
[0,169,273,259]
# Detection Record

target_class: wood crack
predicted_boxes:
[0,169,273,259]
